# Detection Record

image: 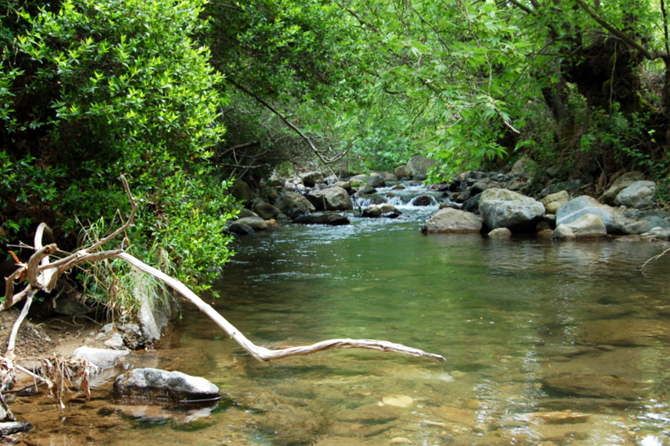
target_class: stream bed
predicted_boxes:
[10,185,670,445]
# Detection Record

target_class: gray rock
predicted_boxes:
[471,178,501,194]
[406,155,436,180]
[73,346,130,370]
[553,214,608,239]
[275,190,316,215]
[377,171,398,181]
[510,156,534,177]
[600,171,645,204]
[642,227,670,240]
[362,203,401,218]
[479,188,545,232]
[113,368,221,407]
[421,208,482,234]
[267,173,285,187]
[233,217,267,231]
[228,222,255,235]
[541,190,569,215]
[299,171,325,187]
[394,165,411,179]
[623,220,652,235]
[237,208,259,219]
[306,186,353,211]
[368,173,386,188]
[104,333,126,350]
[556,196,628,234]
[252,201,281,220]
[614,180,657,208]
[543,373,647,400]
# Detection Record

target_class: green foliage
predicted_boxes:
[1,0,238,309]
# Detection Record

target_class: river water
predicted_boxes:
[11,184,670,445]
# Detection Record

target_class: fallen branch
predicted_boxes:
[118,252,445,362]
[3,176,445,376]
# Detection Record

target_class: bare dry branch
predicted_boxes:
[118,252,445,363]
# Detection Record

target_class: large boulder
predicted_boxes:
[113,368,221,407]
[599,171,645,204]
[275,190,316,215]
[252,201,281,220]
[306,186,353,211]
[299,171,325,187]
[556,196,627,234]
[614,180,657,208]
[406,155,436,181]
[553,214,608,239]
[541,190,569,215]
[478,188,545,232]
[421,208,482,234]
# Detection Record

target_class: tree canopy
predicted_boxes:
[1,0,669,306]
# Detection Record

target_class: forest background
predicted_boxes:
[1,0,669,314]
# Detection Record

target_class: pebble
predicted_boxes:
[382,395,414,408]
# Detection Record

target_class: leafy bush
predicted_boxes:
[1,0,237,306]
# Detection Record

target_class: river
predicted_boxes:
[11,184,670,445]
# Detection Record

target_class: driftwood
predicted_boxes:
[3,176,445,367]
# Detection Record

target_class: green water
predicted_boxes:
[14,209,670,445]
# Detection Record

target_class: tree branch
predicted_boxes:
[574,0,667,62]
[227,78,346,176]
[3,177,446,372]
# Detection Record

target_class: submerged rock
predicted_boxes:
[542,373,648,400]
[113,368,221,407]
[516,411,589,425]
[577,319,670,346]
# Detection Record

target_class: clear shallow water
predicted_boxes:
[12,196,670,445]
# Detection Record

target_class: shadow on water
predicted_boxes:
[11,186,670,445]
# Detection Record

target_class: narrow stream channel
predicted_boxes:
[11,183,670,445]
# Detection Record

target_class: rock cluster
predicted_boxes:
[421,161,670,240]
[226,157,441,234]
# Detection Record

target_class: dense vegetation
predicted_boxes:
[1,0,669,311]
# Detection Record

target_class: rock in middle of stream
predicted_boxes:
[113,368,221,407]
